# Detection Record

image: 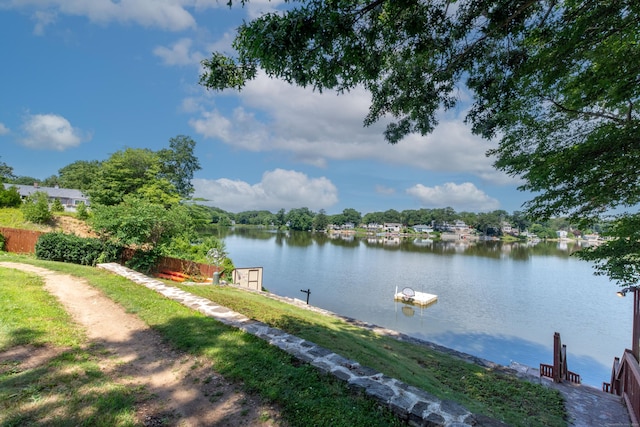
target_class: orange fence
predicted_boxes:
[119,248,217,279]
[1,228,217,279]
[0,227,43,253]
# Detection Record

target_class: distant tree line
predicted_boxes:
[212,206,604,238]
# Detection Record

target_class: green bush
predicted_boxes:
[0,232,5,251]
[50,198,65,212]
[163,235,226,264]
[125,248,160,274]
[0,186,21,208]
[22,191,52,224]
[75,201,89,220]
[35,232,122,266]
[220,256,235,282]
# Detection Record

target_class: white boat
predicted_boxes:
[394,286,438,307]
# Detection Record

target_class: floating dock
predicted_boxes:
[394,286,438,307]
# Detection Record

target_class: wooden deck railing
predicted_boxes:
[540,332,581,384]
[604,350,640,426]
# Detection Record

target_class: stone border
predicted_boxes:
[98,263,509,426]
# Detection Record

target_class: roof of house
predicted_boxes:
[3,183,89,201]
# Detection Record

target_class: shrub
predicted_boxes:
[75,201,89,220]
[162,235,235,280]
[0,186,21,208]
[220,256,235,282]
[36,232,123,266]
[125,248,160,274]
[0,232,5,251]
[163,235,226,264]
[50,198,65,212]
[22,191,52,224]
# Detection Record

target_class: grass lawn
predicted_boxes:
[0,266,139,427]
[0,253,567,426]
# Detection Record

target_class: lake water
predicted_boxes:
[212,227,633,387]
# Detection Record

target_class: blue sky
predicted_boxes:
[0,0,531,215]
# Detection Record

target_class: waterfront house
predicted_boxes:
[4,183,90,212]
[383,223,402,234]
[452,220,470,233]
[413,224,434,233]
[501,222,513,234]
[364,223,384,232]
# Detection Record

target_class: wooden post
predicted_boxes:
[553,332,561,383]
[633,288,640,361]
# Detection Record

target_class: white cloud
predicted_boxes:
[189,109,234,142]
[191,72,515,184]
[7,0,200,32]
[5,0,290,33]
[406,182,500,212]
[154,38,203,66]
[192,169,338,212]
[0,123,9,135]
[20,113,90,150]
[243,0,286,19]
[189,107,269,152]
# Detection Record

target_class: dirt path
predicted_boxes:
[0,262,284,427]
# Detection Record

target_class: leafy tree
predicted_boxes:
[313,208,329,231]
[135,179,181,207]
[579,216,640,284]
[22,191,52,224]
[205,1,640,286]
[275,208,286,228]
[0,185,21,208]
[212,212,233,227]
[362,211,384,225]
[58,160,101,190]
[0,158,15,182]
[235,210,276,225]
[158,135,201,199]
[328,213,346,226]
[381,209,402,223]
[458,211,479,230]
[400,209,421,227]
[510,211,531,233]
[41,175,60,188]
[9,176,40,185]
[476,211,505,236]
[286,207,315,231]
[184,204,222,228]
[341,208,362,225]
[88,148,179,206]
[90,195,192,250]
[430,208,457,226]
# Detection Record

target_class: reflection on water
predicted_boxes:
[212,226,632,387]
[209,225,581,258]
